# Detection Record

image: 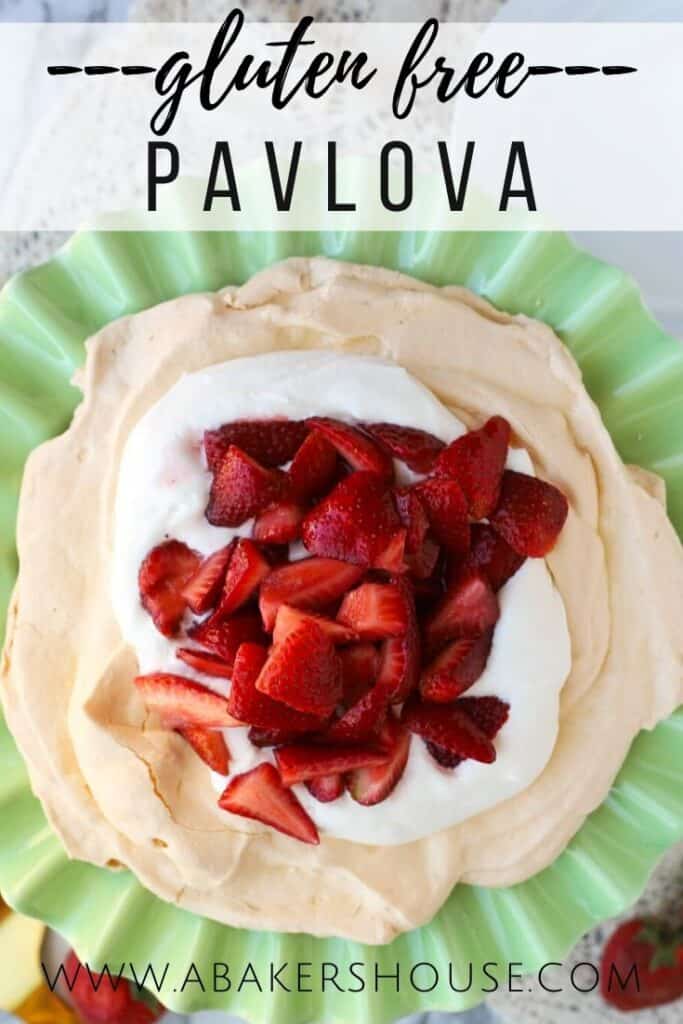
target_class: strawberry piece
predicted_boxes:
[288,430,339,503]
[138,540,200,637]
[176,648,233,678]
[340,642,380,706]
[256,620,343,717]
[365,422,445,473]
[218,762,319,845]
[134,674,241,729]
[64,950,136,1024]
[248,726,314,748]
[416,478,470,558]
[337,581,409,639]
[402,698,496,763]
[189,610,265,667]
[206,446,286,527]
[204,419,308,472]
[373,528,408,573]
[423,570,499,658]
[376,577,420,703]
[425,741,463,769]
[301,471,401,568]
[435,416,511,519]
[489,469,569,557]
[259,557,365,631]
[273,604,358,646]
[252,500,305,544]
[462,522,525,592]
[215,539,270,617]
[419,630,493,703]
[348,714,410,806]
[457,695,510,739]
[178,725,230,774]
[227,643,322,734]
[305,774,345,803]
[393,487,440,579]
[306,417,394,479]
[181,543,235,615]
[600,917,683,1012]
[324,684,389,744]
[275,743,388,786]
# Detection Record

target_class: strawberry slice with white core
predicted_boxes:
[227,643,323,734]
[324,683,389,744]
[138,540,200,637]
[256,620,343,717]
[375,577,420,703]
[178,725,230,774]
[337,582,409,640]
[416,478,470,558]
[189,610,266,667]
[181,543,235,615]
[219,762,319,845]
[273,604,358,646]
[419,630,493,703]
[435,416,511,519]
[489,469,569,557]
[206,445,286,527]
[135,673,242,729]
[373,528,408,574]
[365,423,445,473]
[425,696,510,769]
[306,416,393,479]
[252,500,305,544]
[215,539,270,618]
[275,743,389,786]
[424,570,499,658]
[348,714,410,806]
[301,471,401,568]
[402,697,496,763]
[259,557,365,631]
[305,774,345,803]
[288,430,339,503]
[204,419,308,472]
[176,648,233,679]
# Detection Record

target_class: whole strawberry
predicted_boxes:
[64,950,162,1024]
[600,917,683,1011]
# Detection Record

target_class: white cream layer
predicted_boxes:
[112,351,571,845]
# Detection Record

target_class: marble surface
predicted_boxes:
[0,3,682,1024]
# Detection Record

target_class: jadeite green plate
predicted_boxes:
[1,230,682,1022]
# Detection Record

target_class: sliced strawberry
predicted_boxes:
[416,478,470,558]
[252,500,305,544]
[288,430,339,503]
[402,698,496,763]
[365,422,445,473]
[419,630,493,703]
[337,581,409,640]
[301,471,401,568]
[215,539,270,617]
[176,647,233,678]
[64,950,134,1024]
[138,540,200,636]
[204,419,308,472]
[189,610,266,667]
[256,620,342,717]
[462,522,525,592]
[425,741,463,769]
[376,577,420,703]
[435,416,511,519]
[340,642,380,706]
[218,762,319,845]
[305,774,345,803]
[134,673,241,728]
[457,695,510,739]
[393,487,440,579]
[248,726,314,748]
[275,743,388,786]
[348,714,410,806]
[273,604,358,646]
[181,543,235,615]
[374,528,408,573]
[227,643,322,734]
[323,683,389,744]
[259,557,365,631]
[489,469,569,557]
[423,570,499,658]
[178,725,230,774]
[306,417,394,479]
[206,445,286,527]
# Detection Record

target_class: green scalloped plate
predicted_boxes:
[1,230,682,1022]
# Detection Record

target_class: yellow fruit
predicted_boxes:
[0,910,45,1012]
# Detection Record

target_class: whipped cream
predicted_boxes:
[112,351,571,845]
